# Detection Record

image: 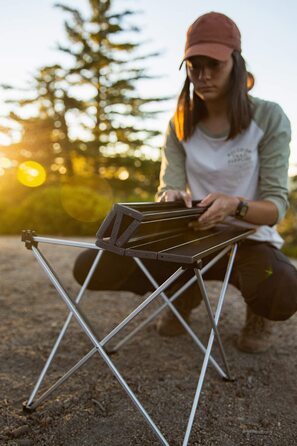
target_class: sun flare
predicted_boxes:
[17,161,46,187]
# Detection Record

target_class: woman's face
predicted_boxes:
[186,55,233,102]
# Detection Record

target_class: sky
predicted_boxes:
[0,0,297,174]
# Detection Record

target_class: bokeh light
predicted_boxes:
[117,167,129,180]
[60,175,113,222]
[17,161,46,187]
[0,157,13,169]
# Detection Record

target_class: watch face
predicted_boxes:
[236,200,248,218]
[239,203,248,217]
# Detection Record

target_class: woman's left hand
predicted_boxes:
[189,193,240,230]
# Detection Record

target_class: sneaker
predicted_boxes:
[156,307,191,337]
[237,306,274,353]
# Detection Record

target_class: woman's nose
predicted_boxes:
[198,66,211,80]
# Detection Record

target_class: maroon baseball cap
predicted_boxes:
[181,12,241,66]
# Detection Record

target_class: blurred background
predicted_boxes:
[0,0,296,255]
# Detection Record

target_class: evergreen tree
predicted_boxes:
[2,65,83,176]
[55,0,168,172]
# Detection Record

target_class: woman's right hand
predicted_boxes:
[159,189,192,208]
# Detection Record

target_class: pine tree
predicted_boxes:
[55,0,169,172]
[2,65,83,176]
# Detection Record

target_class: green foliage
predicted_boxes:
[0,185,112,236]
[281,244,297,259]
[0,175,155,235]
[278,179,297,258]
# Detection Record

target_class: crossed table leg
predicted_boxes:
[22,234,238,445]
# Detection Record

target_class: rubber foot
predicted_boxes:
[22,401,36,413]
[223,375,236,382]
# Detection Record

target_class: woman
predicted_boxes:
[155,11,297,352]
[74,11,297,354]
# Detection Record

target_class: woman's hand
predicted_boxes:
[159,189,192,208]
[189,193,240,230]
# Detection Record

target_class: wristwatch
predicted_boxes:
[235,200,249,219]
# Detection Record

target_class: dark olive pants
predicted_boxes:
[73,240,297,321]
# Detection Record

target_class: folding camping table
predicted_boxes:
[21,201,254,445]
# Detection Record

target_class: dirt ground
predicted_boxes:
[0,236,296,446]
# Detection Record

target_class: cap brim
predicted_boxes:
[181,43,233,68]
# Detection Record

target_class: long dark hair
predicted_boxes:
[174,51,254,141]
